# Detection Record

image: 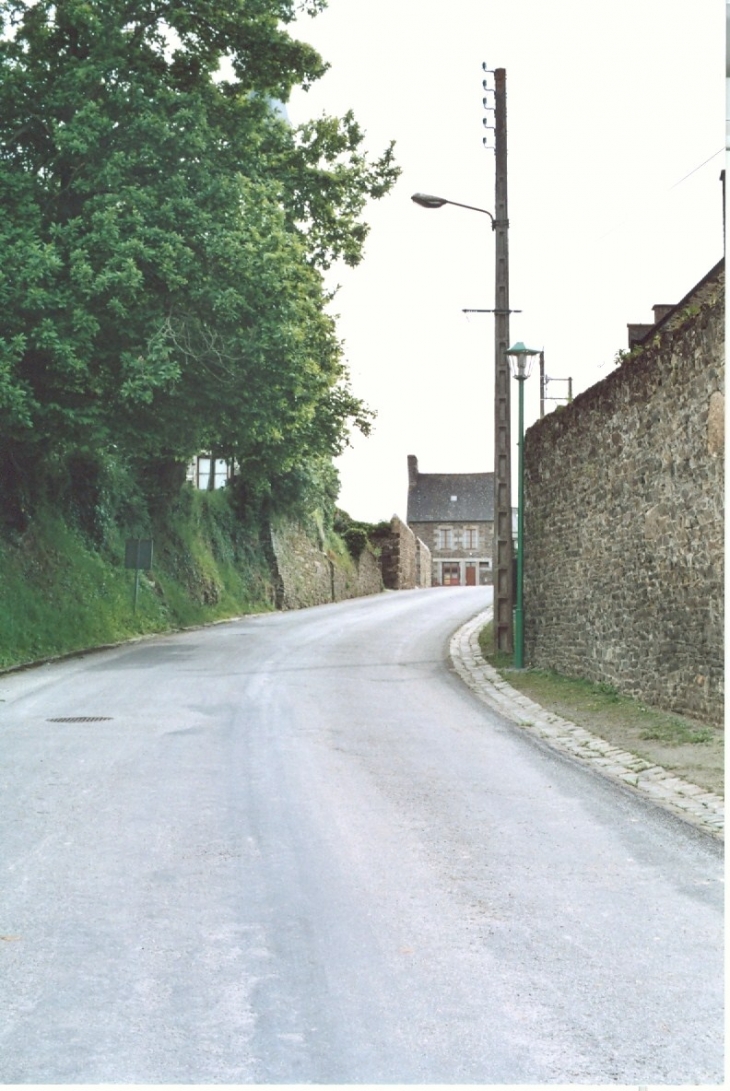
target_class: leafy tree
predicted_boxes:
[0,0,398,520]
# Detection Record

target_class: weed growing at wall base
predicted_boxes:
[477,622,723,796]
[638,717,714,746]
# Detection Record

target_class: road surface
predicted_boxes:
[0,587,723,1083]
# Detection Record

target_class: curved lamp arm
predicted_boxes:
[411,192,499,229]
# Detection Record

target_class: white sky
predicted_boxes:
[288,0,725,524]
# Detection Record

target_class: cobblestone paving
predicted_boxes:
[451,608,724,841]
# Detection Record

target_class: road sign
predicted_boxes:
[125,538,154,571]
[125,539,154,613]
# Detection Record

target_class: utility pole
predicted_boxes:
[492,67,513,655]
[542,366,573,410]
[539,351,545,418]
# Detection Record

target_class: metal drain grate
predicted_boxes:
[47,717,113,723]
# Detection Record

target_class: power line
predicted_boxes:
[669,148,723,189]
[596,147,723,242]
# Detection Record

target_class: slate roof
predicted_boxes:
[407,470,494,523]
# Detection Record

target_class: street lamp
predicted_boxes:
[507,341,540,669]
[411,191,515,655]
[411,193,497,228]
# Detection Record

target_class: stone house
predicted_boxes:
[406,455,494,586]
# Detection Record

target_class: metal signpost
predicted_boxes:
[125,538,154,614]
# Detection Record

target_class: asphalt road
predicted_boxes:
[0,587,723,1083]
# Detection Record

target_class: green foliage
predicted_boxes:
[613,345,645,369]
[341,525,369,558]
[0,489,274,668]
[0,1,398,662]
[0,0,397,517]
[279,110,399,269]
[594,680,620,700]
[151,487,273,623]
[478,620,716,748]
[639,719,714,746]
[332,508,384,559]
[477,620,513,669]
[0,510,161,666]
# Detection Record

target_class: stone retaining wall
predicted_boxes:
[523,264,724,724]
[268,519,383,610]
[415,534,432,588]
[374,516,431,590]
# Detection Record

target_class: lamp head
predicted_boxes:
[507,341,540,380]
[411,192,448,209]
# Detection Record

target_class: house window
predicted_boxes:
[187,455,230,490]
[442,562,460,585]
[464,527,478,549]
[436,527,452,550]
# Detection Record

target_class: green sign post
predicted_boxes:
[124,538,154,614]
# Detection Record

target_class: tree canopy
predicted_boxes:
[0,0,399,513]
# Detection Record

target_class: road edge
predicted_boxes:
[450,607,724,841]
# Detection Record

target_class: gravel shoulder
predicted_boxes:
[494,667,724,798]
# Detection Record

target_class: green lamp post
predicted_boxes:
[507,341,540,669]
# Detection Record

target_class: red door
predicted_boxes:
[465,564,476,586]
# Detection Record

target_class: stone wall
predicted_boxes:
[268,519,383,610]
[523,263,724,724]
[373,515,431,590]
[415,535,432,588]
[335,546,384,601]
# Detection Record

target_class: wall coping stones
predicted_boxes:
[450,607,724,840]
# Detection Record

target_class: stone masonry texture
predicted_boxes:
[523,264,724,725]
[415,534,432,588]
[373,515,431,590]
[268,519,383,610]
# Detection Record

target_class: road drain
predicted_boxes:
[47,717,113,723]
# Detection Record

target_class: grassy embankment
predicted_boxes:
[0,488,274,670]
[478,621,723,796]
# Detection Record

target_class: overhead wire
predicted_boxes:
[595,147,723,241]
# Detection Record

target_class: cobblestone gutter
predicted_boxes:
[451,608,724,841]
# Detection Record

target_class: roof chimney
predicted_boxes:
[627,323,653,349]
[407,455,419,490]
[652,304,674,325]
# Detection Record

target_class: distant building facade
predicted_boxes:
[406,455,494,586]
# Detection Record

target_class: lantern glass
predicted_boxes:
[507,342,539,380]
